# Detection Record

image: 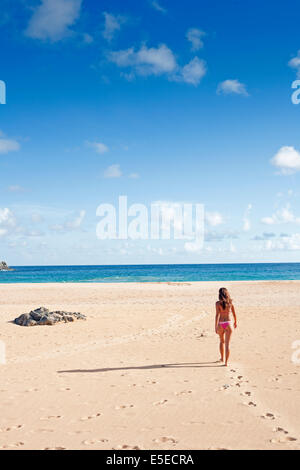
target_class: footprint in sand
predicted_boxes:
[40,415,62,421]
[115,405,134,410]
[80,413,101,421]
[208,446,231,450]
[244,401,257,407]
[269,374,283,383]
[115,444,143,450]
[261,413,276,420]
[153,436,177,444]
[174,390,193,396]
[82,439,108,445]
[182,420,206,426]
[270,436,297,443]
[273,427,288,435]
[240,391,251,397]
[44,446,66,450]
[153,399,168,406]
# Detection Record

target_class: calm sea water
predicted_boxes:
[0,263,300,283]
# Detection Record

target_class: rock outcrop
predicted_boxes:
[14,307,86,326]
[0,261,14,271]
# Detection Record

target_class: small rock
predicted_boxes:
[0,261,14,271]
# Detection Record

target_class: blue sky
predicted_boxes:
[1,0,300,265]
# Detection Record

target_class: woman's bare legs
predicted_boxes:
[224,327,232,366]
[218,329,225,362]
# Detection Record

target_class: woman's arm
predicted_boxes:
[232,304,237,328]
[215,302,220,333]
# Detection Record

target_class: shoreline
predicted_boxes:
[1,278,300,287]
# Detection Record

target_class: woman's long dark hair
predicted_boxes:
[219,287,232,310]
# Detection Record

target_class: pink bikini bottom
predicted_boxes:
[219,321,231,330]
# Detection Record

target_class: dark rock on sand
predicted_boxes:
[14,307,86,326]
[0,261,14,271]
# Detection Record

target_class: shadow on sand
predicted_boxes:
[57,361,225,374]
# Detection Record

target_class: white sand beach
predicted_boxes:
[0,281,299,450]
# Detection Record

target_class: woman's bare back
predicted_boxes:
[216,300,232,322]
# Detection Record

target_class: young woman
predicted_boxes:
[215,288,237,366]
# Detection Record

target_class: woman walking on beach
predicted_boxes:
[215,288,237,366]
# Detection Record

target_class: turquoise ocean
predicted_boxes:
[0,263,300,283]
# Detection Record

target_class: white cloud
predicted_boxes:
[243,203,252,232]
[109,44,177,76]
[109,44,207,86]
[261,205,300,225]
[265,233,300,251]
[0,208,17,237]
[205,230,239,242]
[25,0,82,41]
[49,210,86,232]
[217,79,248,96]
[86,141,109,154]
[174,57,207,86]
[104,164,122,178]
[261,216,275,225]
[64,210,85,230]
[252,232,276,241]
[186,28,206,51]
[205,211,224,227]
[102,12,126,41]
[151,1,167,13]
[0,132,20,154]
[271,146,300,175]
[129,173,139,179]
[288,51,300,77]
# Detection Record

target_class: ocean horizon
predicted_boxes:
[1,262,300,283]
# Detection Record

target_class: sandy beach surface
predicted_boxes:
[0,280,299,450]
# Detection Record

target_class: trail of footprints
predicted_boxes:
[228,367,298,445]
[0,441,24,449]
[0,424,24,432]
[113,436,178,451]
[1,369,297,450]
